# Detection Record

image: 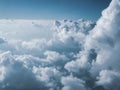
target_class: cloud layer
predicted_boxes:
[0,0,120,90]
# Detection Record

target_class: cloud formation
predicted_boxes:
[0,0,120,90]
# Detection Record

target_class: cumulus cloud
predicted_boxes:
[63,0,120,89]
[96,70,120,90]
[61,75,86,90]
[0,18,95,90]
[87,0,120,74]
[0,19,95,90]
[0,0,119,90]
[86,0,120,89]
[33,66,62,89]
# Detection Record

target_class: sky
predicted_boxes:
[0,0,111,20]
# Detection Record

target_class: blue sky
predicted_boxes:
[0,0,111,20]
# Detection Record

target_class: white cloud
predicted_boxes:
[61,75,86,90]
[0,66,6,81]
[87,0,120,75]
[0,19,54,41]
[96,70,120,90]
[0,18,95,90]
[0,0,119,89]
[33,66,62,89]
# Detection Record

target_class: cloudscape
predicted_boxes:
[0,0,120,90]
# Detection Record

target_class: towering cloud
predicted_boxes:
[88,0,120,89]
[63,0,120,89]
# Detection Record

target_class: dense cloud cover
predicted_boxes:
[0,0,120,90]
